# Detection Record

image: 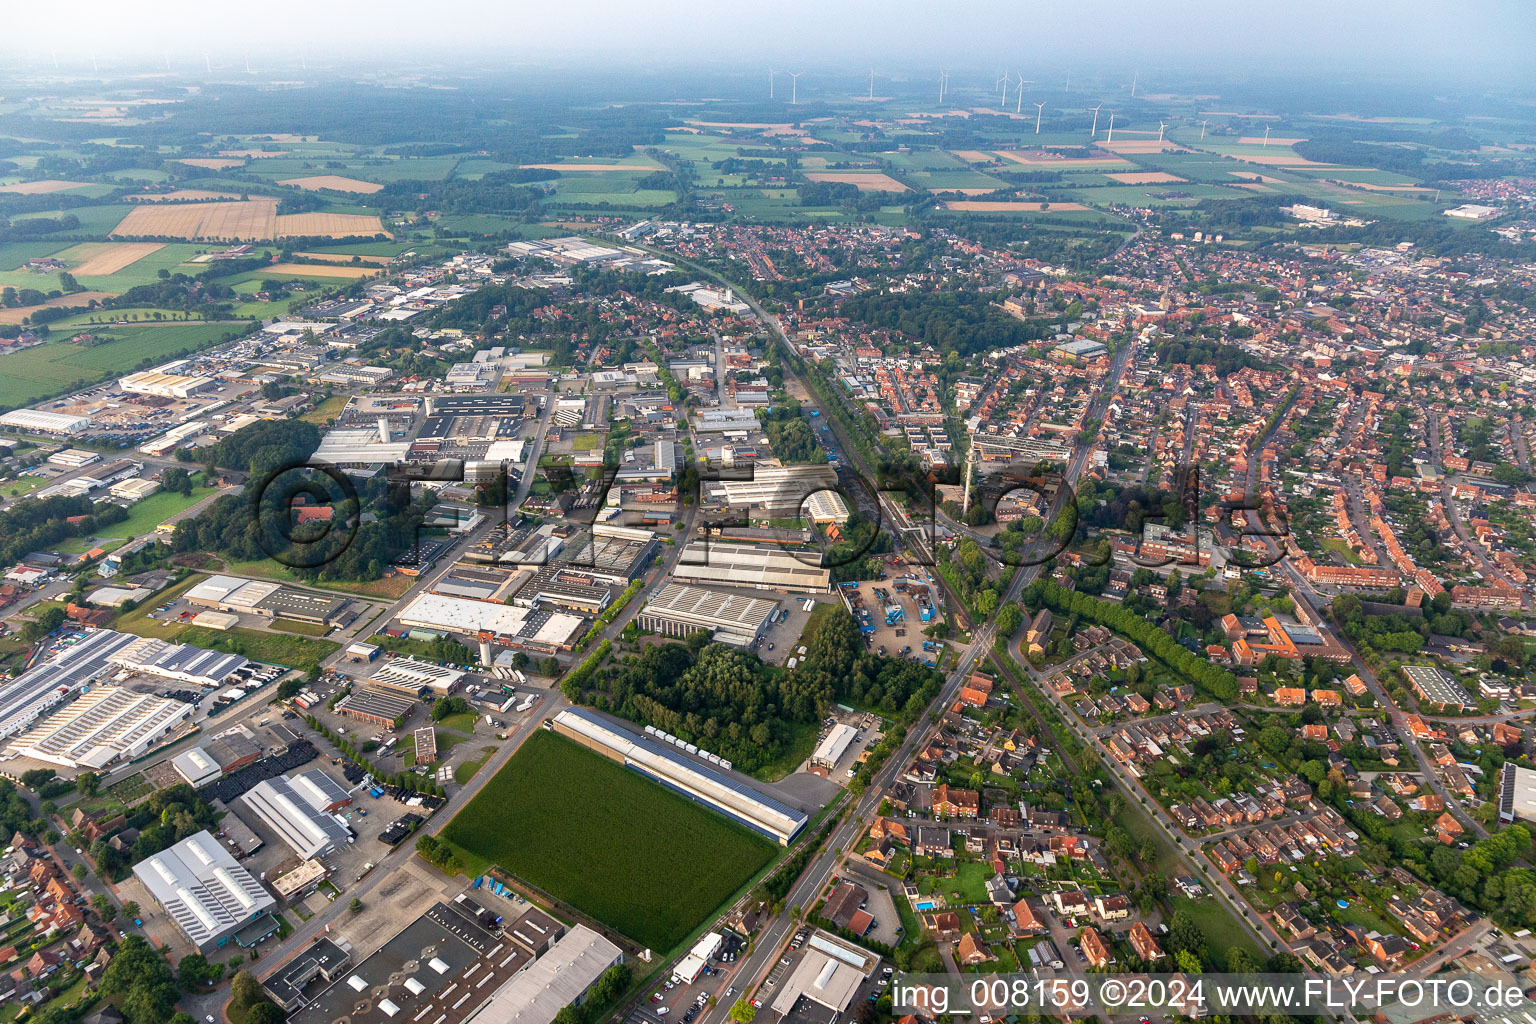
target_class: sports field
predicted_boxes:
[439,730,776,952]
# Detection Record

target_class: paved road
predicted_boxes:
[687,294,1134,1024]
[1233,393,1488,840]
[1005,631,1292,960]
[251,692,566,986]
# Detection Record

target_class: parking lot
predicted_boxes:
[803,708,883,782]
[742,589,837,667]
[630,930,748,1024]
[754,928,889,1024]
[839,573,941,666]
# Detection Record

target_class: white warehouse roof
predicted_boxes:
[237,770,352,860]
[8,685,193,769]
[553,707,807,845]
[130,830,276,951]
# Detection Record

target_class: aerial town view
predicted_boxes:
[1,3,1535,1024]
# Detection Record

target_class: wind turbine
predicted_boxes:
[244,52,252,75]
[1158,121,1167,142]
[1090,103,1103,138]
[1065,69,1071,92]
[203,52,212,74]
[1000,72,1009,109]
[1130,71,1138,97]
[868,68,875,101]
[938,69,949,105]
[769,69,775,100]
[1106,113,1116,144]
[1263,125,1271,147]
[164,51,171,72]
[91,52,98,74]
[1015,75,1024,114]
[789,72,801,105]
[1034,101,1045,135]
[1200,119,1208,140]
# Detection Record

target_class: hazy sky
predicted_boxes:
[6,0,1533,84]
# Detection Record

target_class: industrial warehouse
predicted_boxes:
[674,538,831,593]
[131,830,278,953]
[636,582,779,647]
[5,685,194,769]
[278,895,621,1024]
[395,592,587,651]
[108,636,250,688]
[170,727,264,786]
[118,363,217,399]
[551,707,808,845]
[0,629,142,740]
[185,574,349,625]
[768,932,877,1018]
[702,463,841,519]
[367,657,465,695]
[335,687,417,727]
[237,770,355,860]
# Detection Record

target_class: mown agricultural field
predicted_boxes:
[439,730,776,952]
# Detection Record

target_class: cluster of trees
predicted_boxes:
[939,537,1003,619]
[381,173,548,216]
[174,421,431,584]
[797,607,942,722]
[90,784,218,881]
[1024,578,1240,700]
[836,288,1054,360]
[0,777,47,839]
[230,969,288,1024]
[430,696,472,721]
[19,767,73,800]
[574,641,824,772]
[0,494,129,571]
[95,935,184,1024]
[1152,334,1266,377]
[757,402,825,464]
[184,418,320,477]
[825,510,895,585]
[0,213,81,244]
[415,832,462,874]
[575,608,937,772]
[795,180,890,212]
[160,466,195,497]
[1329,593,1438,654]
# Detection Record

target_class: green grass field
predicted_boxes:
[0,323,240,409]
[95,485,219,540]
[440,730,776,951]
